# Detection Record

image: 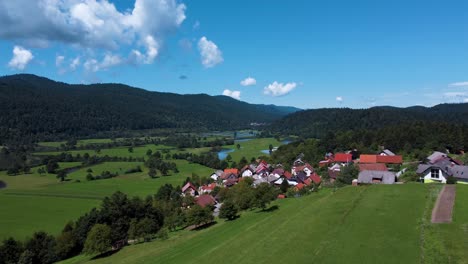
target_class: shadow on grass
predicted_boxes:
[90,249,121,260]
[186,221,218,231]
[257,205,279,213]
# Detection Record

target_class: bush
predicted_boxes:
[446,176,457,184]
[219,200,239,220]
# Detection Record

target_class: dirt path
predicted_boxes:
[431,185,456,223]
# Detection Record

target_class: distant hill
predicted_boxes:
[0,74,300,143]
[271,104,468,138]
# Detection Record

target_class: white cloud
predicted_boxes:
[336,96,343,102]
[198,36,223,68]
[464,98,468,103]
[223,89,241,100]
[263,81,297,97]
[84,53,122,72]
[8,46,34,70]
[449,81,468,87]
[240,77,256,86]
[0,0,186,69]
[443,92,467,97]
[55,55,65,67]
[70,57,80,71]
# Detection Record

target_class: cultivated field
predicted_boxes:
[61,184,468,264]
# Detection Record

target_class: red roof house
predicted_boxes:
[358,163,388,172]
[295,183,305,191]
[310,173,322,184]
[284,171,292,179]
[182,182,197,196]
[224,168,239,175]
[360,154,378,163]
[376,155,403,164]
[334,153,353,163]
[196,195,216,207]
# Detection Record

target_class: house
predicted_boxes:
[417,152,468,183]
[295,183,305,191]
[334,153,353,163]
[357,170,397,184]
[380,149,396,156]
[224,168,239,176]
[210,170,224,181]
[182,182,198,196]
[359,154,402,164]
[199,183,217,194]
[358,163,388,172]
[196,194,216,208]
[241,165,254,177]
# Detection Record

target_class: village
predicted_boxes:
[185,149,468,211]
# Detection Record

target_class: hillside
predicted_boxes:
[61,184,468,264]
[271,104,468,139]
[0,74,299,143]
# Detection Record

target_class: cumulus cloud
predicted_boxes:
[240,77,256,86]
[336,96,343,102]
[0,0,186,70]
[198,36,223,68]
[70,57,80,71]
[223,89,241,100]
[263,81,297,97]
[8,46,34,70]
[449,81,468,87]
[84,53,122,72]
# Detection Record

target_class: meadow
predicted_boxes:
[60,184,468,264]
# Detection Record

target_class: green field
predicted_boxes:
[225,138,282,162]
[0,159,213,240]
[59,184,468,264]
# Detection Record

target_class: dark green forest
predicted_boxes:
[0,74,298,144]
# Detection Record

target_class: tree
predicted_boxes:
[37,167,46,175]
[219,200,239,220]
[226,154,232,162]
[236,144,241,150]
[83,224,112,255]
[186,205,214,227]
[24,232,57,264]
[86,173,94,181]
[148,168,157,179]
[57,171,67,182]
[254,183,278,210]
[128,147,134,153]
[146,149,153,156]
[280,178,289,193]
[337,164,359,185]
[46,160,59,174]
[0,237,23,264]
[447,176,458,184]
[269,144,274,153]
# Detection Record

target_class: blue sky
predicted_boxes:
[1,0,468,109]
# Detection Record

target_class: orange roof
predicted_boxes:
[295,183,305,190]
[334,153,353,163]
[360,154,403,164]
[277,194,286,199]
[310,173,322,184]
[359,154,378,163]
[284,171,292,179]
[376,155,403,164]
[224,168,239,175]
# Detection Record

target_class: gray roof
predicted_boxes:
[427,151,447,164]
[417,160,468,180]
[382,149,396,156]
[358,170,396,184]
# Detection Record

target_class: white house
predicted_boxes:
[417,152,468,184]
[242,169,253,177]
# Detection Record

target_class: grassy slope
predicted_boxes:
[64,184,431,264]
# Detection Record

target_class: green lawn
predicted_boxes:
[224,138,283,162]
[0,160,213,240]
[63,184,441,264]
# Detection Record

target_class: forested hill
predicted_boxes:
[271,104,468,139]
[0,74,299,143]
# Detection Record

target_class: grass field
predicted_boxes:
[224,138,282,162]
[60,184,466,264]
[0,159,213,240]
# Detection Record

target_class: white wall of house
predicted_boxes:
[242,170,253,177]
[210,173,218,181]
[422,169,447,183]
[304,167,312,176]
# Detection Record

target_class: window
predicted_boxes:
[431,169,439,179]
